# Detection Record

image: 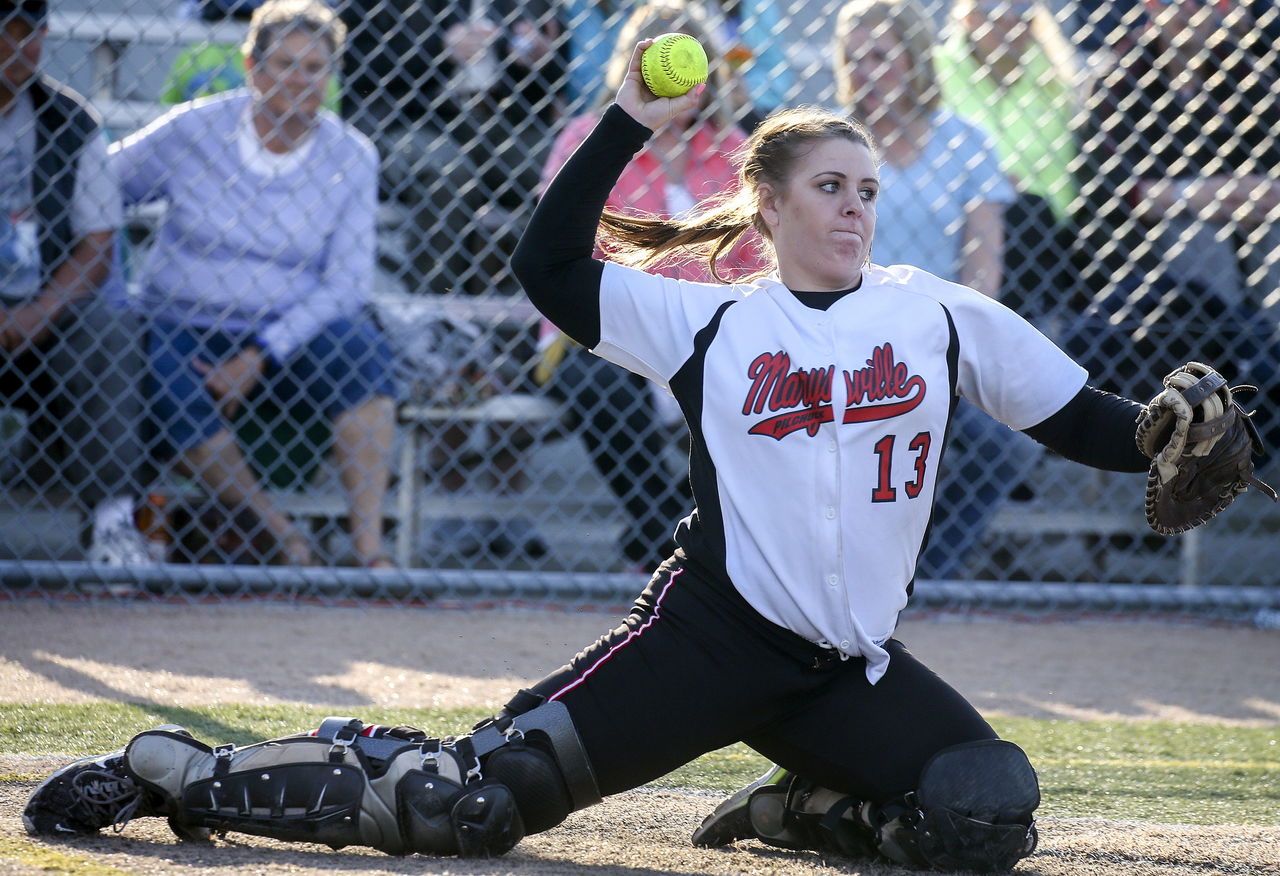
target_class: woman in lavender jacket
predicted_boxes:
[110,0,397,568]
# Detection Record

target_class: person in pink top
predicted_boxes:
[536,1,767,572]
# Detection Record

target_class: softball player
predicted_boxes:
[27,43,1156,872]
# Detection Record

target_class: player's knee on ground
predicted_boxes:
[716,740,1039,872]
[864,740,1039,873]
[122,700,599,857]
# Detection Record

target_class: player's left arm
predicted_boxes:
[1023,384,1149,472]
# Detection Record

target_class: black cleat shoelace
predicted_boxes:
[69,766,144,833]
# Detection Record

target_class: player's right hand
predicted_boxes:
[615,40,703,133]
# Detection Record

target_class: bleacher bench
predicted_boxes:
[48,10,246,135]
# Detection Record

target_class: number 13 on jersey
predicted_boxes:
[871,431,932,503]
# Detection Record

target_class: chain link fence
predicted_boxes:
[1,0,1277,615]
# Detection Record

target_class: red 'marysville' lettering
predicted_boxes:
[743,351,834,415]
[842,343,925,422]
[743,344,926,439]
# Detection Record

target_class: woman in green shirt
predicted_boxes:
[934,0,1084,327]
[934,0,1082,220]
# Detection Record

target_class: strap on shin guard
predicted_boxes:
[747,778,873,855]
[393,748,523,857]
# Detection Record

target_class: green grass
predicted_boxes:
[5,705,1277,826]
[0,837,138,875]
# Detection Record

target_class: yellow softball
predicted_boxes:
[640,33,709,98]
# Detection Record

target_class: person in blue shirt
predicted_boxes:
[111,0,396,568]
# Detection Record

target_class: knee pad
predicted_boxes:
[468,698,602,833]
[124,722,524,857]
[867,740,1040,873]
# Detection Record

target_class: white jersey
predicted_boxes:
[594,261,1087,682]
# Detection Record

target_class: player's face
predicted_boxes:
[249,28,332,122]
[758,137,878,292]
[0,17,43,94]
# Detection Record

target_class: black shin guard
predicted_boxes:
[124,724,524,856]
[700,741,1038,872]
[121,704,599,859]
[749,777,875,856]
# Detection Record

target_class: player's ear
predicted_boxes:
[756,183,780,231]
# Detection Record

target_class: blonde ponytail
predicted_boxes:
[597,188,764,283]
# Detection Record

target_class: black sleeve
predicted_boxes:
[1023,384,1150,473]
[511,104,653,349]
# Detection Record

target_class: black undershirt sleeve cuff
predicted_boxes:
[1023,384,1150,473]
[511,104,653,349]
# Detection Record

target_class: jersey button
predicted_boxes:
[827,441,837,452]
[825,506,836,519]
[839,640,851,650]
[827,574,838,587]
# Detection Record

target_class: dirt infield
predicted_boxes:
[2,602,1278,875]
[2,603,1277,723]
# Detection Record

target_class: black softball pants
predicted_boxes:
[526,555,997,800]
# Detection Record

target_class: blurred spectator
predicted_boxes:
[694,0,792,127]
[834,0,1036,580]
[162,0,340,109]
[556,0,627,108]
[558,0,792,127]
[336,0,567,296]
[935,0,1084,327]
[1075,0,1280,465]
[1067,0,1144,54]
[111,0,398,567]
[936,0,1080,220]
[536,1,768,572]
[0,0,149,564]
[163,0,258,103]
